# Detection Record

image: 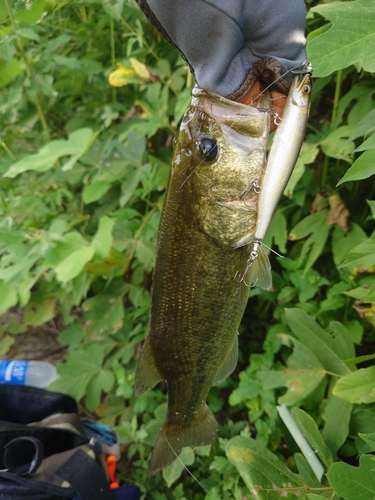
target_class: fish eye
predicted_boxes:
[198,138,218,162]
[303,84,311,94]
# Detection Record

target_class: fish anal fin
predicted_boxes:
[214,336,238,385]
[134,336,163,397]
[149,404,218,474]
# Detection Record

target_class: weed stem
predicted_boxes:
[110,16,117,103]
[4,0,50,140]
[321,69,343,189]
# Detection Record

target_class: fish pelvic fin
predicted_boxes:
[249,242,272,290]
[213,334,238,385]
[149,405,218,474]
[134,335,163,397]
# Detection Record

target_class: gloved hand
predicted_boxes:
[136,0,307,127]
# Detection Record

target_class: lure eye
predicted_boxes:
[198,138,218,162]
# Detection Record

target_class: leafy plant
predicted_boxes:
[1,0,375,498]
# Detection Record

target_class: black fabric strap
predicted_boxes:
[57,449,114,500]
[4,437,44,475]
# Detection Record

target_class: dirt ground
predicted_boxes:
[2,309,66,364]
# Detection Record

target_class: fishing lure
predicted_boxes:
[240,70,313,289]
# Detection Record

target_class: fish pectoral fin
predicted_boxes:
[250,244,272,290]
[213,335,238,385]
[149,404,218,474]
[134,336,163,397]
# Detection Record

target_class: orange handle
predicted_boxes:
[106,454,119,489]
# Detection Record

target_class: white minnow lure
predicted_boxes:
[242,71,313,289]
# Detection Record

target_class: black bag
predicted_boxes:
[0,384,116,500]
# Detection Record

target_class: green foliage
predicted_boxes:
[308,1,375,77]
[1,0,375,498]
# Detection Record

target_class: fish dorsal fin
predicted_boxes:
[134,336,163,397]
[213,335,238,385]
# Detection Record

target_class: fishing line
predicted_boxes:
[261,241,284,259]
[178,158,204,191]
[161,429,220,500]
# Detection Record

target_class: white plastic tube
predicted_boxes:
[277,404,324,481]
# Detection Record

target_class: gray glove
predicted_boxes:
[136,0,307,99]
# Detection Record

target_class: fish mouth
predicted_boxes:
[218,194,258,211]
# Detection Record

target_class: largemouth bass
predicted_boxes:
[239,72,312,289]
[134,88,270,473]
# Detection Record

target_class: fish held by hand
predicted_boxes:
[134,87,270,473]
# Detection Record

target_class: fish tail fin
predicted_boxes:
[251,242,272,290]
[149,405,218,474]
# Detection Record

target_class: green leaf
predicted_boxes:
[5,128,94,178]
[337,150,375,186]
[258,335,326,406]
[86,369,115,412]
[295,454,322,489]
[327,454,375,500]
[82,293,125,336]
[24,296,56,325]
[45,231,88,267]
[359,432,375,451]
[82,181,111,204]
[290,408,333,470]
[367,200,375,219]
[229,370,262,406]
[0,0,8,21]
[330,404,356,454]
[117,131,146,166]
[0,282,18,314]
[54,245,95,282]
[339,237,375,269]
[328,322,355,360]
[14,0,45,24]
[285,309,352,376]
[289,210,330,273]
[17,27,40,42]
[320,126,355,163]
[355,134,375,152]
[226,436,305,499]
[91,216,114,258]
[285,143,319,196]
[332,223,367,267]
[120,168,143,207]
[50,344,104,400]
[0,59,21,87]
[333,366,375,404]
[162,447,195,487]
[263,209,287,254]
[58,322,84,349]
[350,108,375,140]
[345,353,375,365]
[174,86,193,124]
[308,1,375,77]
